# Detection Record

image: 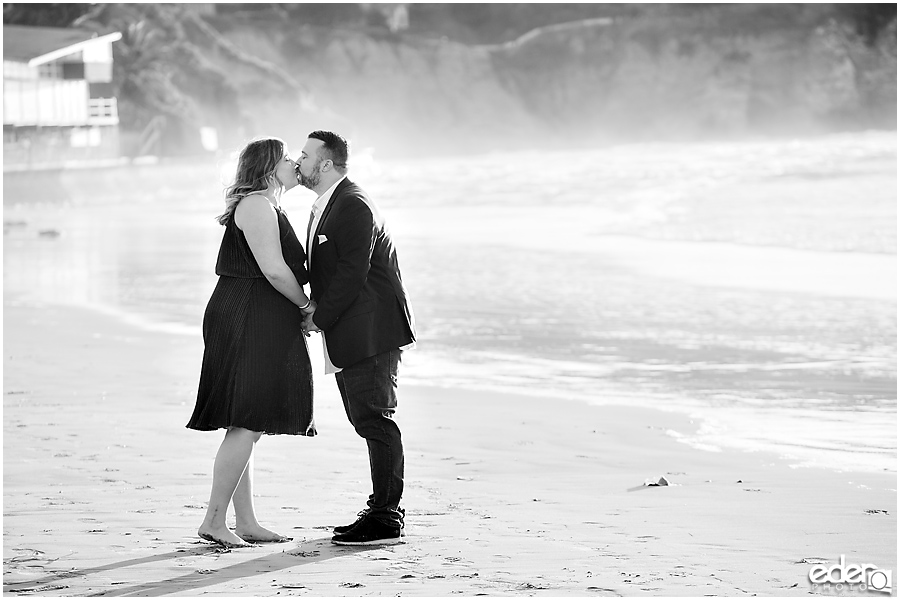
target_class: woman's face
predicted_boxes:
[274,152,299,191]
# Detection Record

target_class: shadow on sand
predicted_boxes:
[4,537,366,596]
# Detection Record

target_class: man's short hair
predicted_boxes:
[308,130,349,172]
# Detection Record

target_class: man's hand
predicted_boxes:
[302,308,321,335]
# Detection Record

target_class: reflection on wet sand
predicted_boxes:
[4,133,896,472]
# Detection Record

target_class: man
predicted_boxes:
[296,130,416,546]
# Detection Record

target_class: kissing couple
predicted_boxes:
[186,130,416,547]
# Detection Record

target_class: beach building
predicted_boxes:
[3,25,122,169]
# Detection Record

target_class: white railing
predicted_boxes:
[87,97,118,125]
[3,79,89,126]
[2,79,119,126]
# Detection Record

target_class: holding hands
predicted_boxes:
[301,299,320,336]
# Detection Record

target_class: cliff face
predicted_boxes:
[210,24,543,155]
[207,14,896,156]
[492,15,897,139]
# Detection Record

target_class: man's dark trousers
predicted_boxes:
[335,348,404,527]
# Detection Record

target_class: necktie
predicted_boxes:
[307,204,321,267]
[306,206,316,243]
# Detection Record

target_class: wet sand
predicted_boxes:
[3,300,896,596]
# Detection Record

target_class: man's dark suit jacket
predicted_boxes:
[308,178,416,368]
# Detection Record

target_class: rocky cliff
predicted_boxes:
[199,11,899,156]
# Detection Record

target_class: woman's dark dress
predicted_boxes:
[187,207,315,436]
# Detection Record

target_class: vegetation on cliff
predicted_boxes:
[4,4,896,156]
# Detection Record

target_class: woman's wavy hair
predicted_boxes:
[216,137,286,225]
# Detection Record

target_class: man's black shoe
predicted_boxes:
[334,510,370,535]
[334,507,405,535]
[332,517,404,546]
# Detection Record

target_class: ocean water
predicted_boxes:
[4,131,896,473]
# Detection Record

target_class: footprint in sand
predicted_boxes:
[587,586,618,594]
[518,583,550,590]
[7,548,45,562]
[8,584,68,593]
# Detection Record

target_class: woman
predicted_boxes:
[187,137,316,548]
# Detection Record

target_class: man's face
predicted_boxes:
[296,138,325,190]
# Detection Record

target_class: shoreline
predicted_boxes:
[16,292,894,476]
[390,208,898,300]
[4,300,896,596]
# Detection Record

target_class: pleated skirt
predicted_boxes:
[187,276,315,436]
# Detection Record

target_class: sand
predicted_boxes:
[3,300,896,597]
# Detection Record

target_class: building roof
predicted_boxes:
[3,25,120,65]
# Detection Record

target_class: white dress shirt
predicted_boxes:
[308,176,346,375]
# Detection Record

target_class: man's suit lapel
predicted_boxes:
[312,178,352,244]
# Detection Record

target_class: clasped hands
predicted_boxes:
[300,300,320,337]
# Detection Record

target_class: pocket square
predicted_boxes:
[318,235,328,244]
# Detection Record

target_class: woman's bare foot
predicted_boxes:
[198,525,255,548]
[235,524,292,543]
